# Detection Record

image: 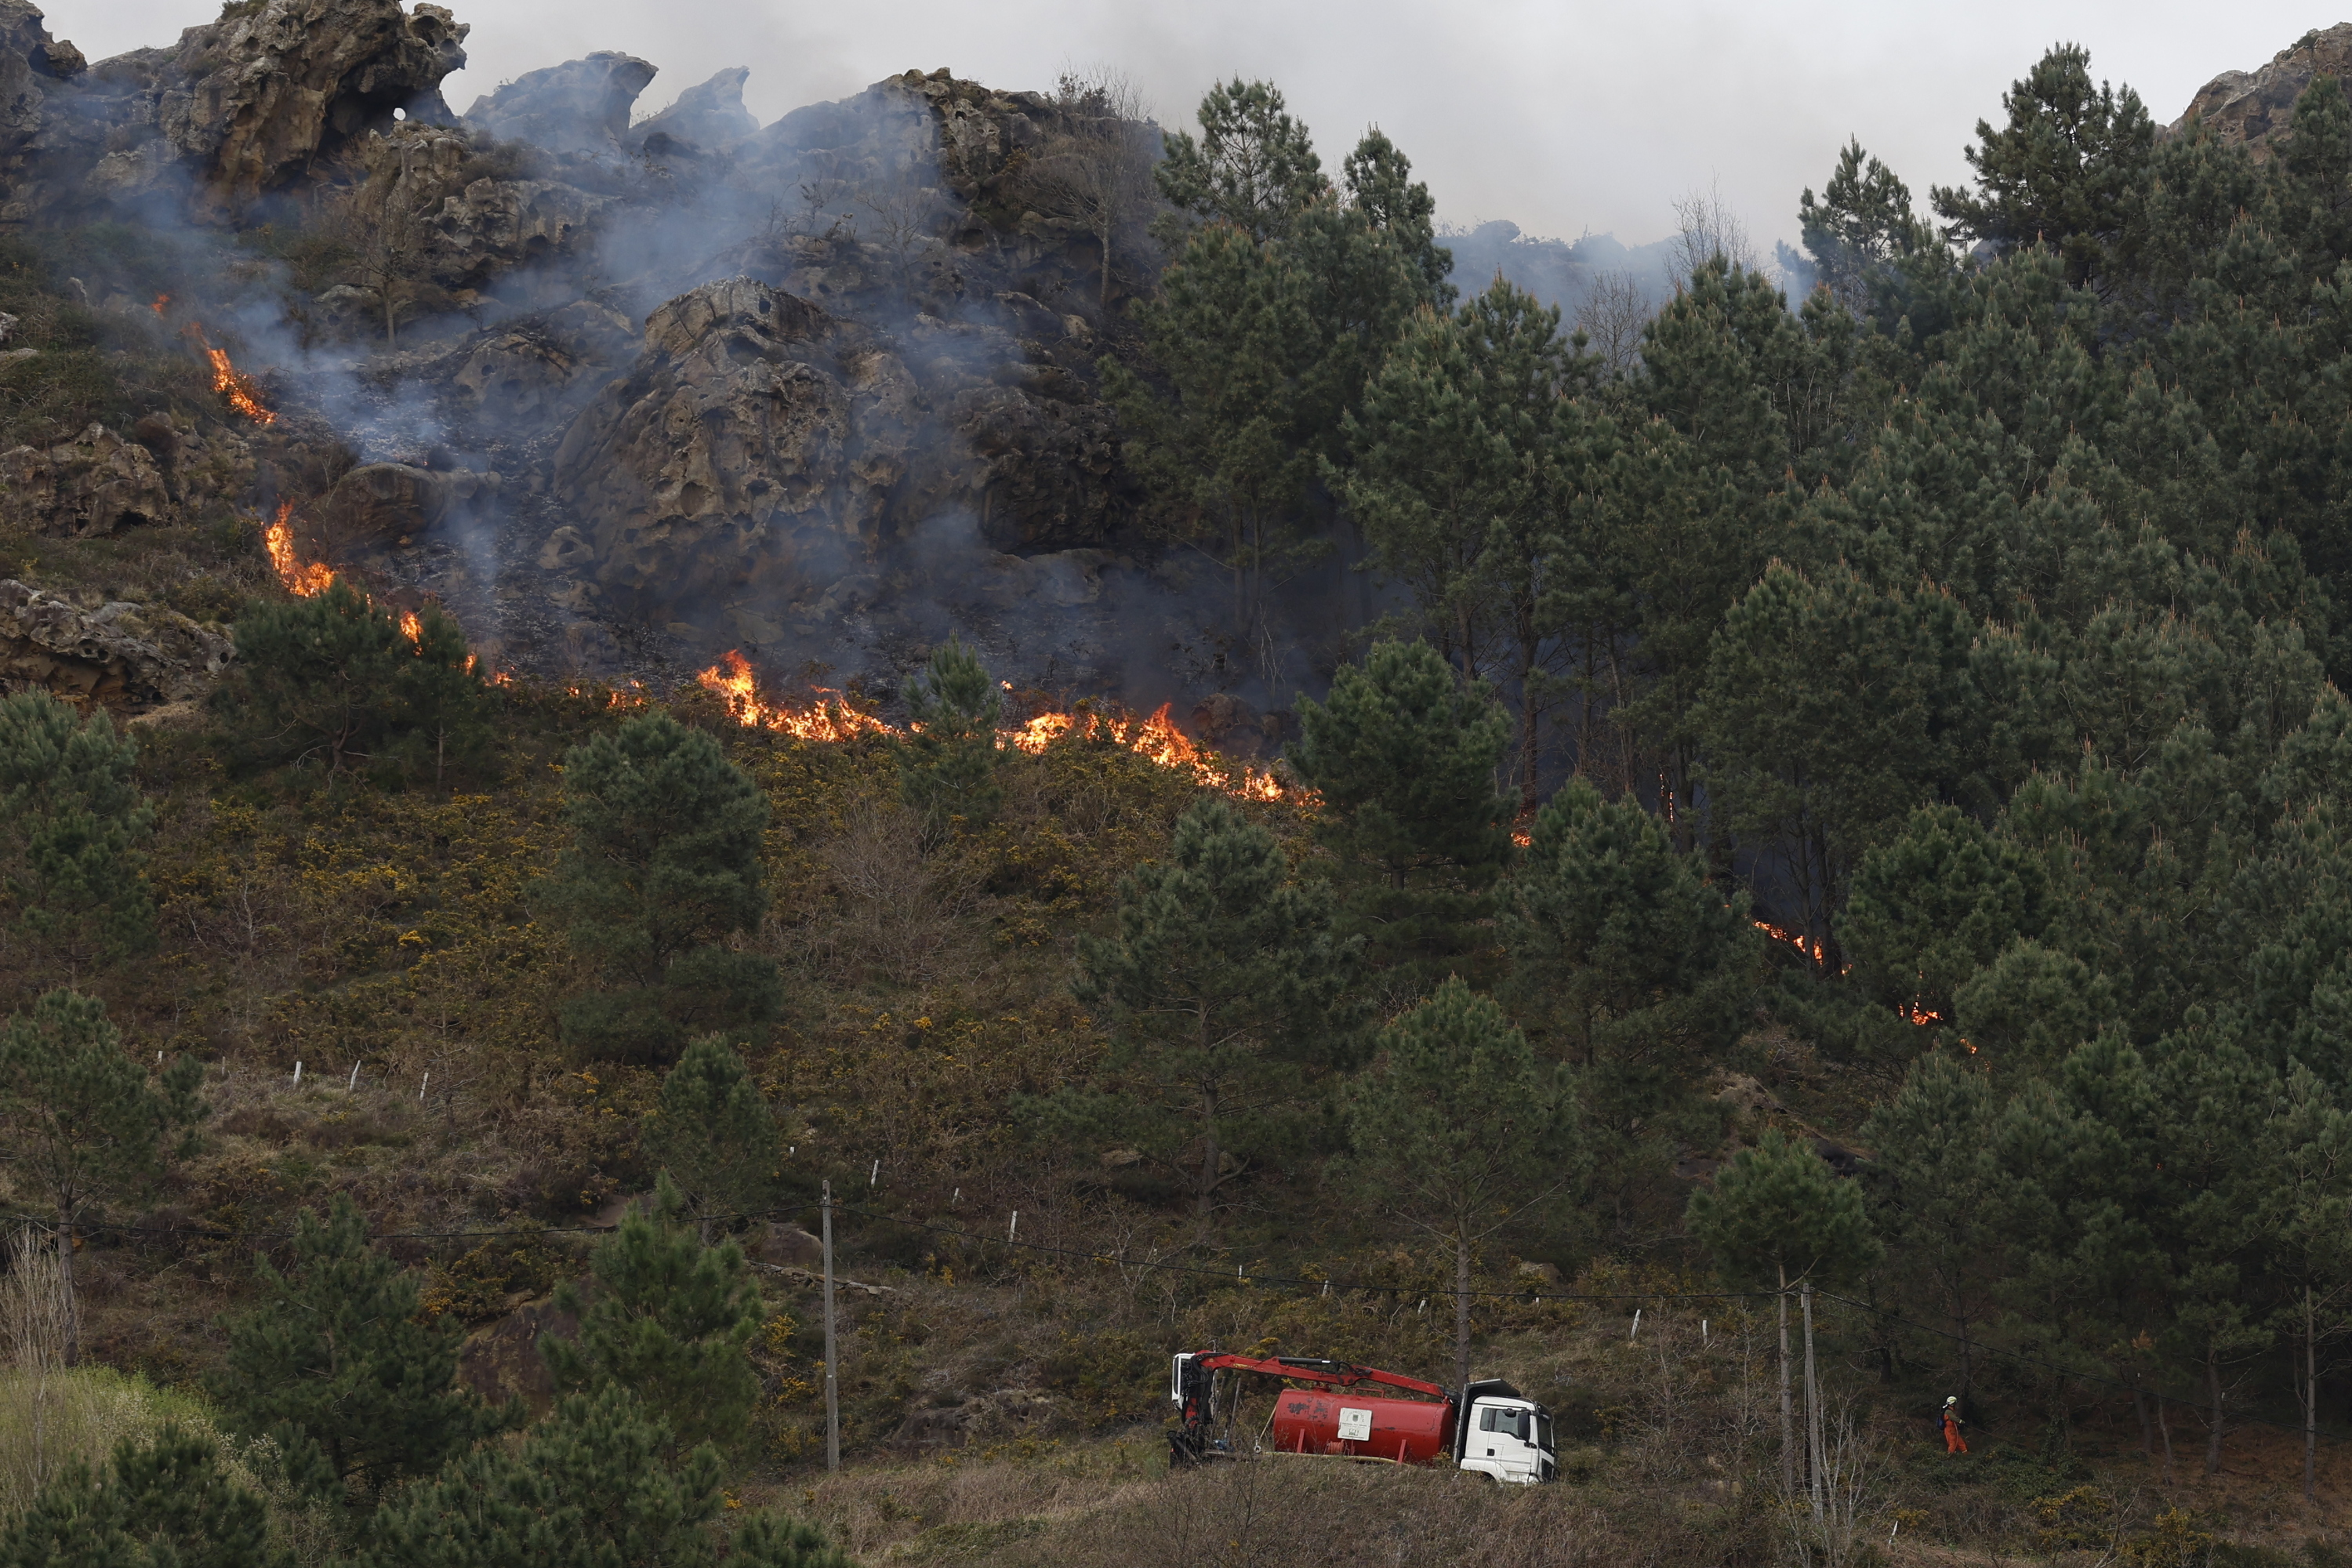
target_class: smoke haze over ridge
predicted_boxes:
[49,0,2342,260]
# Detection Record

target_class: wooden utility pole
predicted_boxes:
[822,1179,840,1473]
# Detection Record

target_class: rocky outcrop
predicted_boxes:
[0,578,233,706]
[317,460,497,545]
[84,0,470,219]
[464,51,653,157]
[550,277,875,616]
[449,299,636,418]
[2171,24,2352,154]
[548,274,1127,637]
[631,67,754,157]
[0,423,172,535]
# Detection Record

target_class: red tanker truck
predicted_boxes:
[1169,1352,1557,1484]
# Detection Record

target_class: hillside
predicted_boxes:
[8,5,2352,1567]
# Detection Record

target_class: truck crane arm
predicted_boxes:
[1186,1353,1446,1401]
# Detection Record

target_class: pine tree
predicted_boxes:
[1500,777,1750,1069]
[1796,138,1937,313]
[539,1174,764,1457]
[0,689,156,964]
[1685,1129,1878,1494]
[0,988,199,1364]
[213,1193,513,1499]
[2256,1063,2352,1499]
[1153,78,1325,242]
[1841,803,2049,1028]
[535,710,779,1065]
[1066,797,1354,1214]
[0,1426,284,1568]
[1691,561,1986,970]
[897,636,1004,836]
[1289,639,1513,987]
[212,579,488,784]
[1341,977,1583,1395]
[645,1035,780,1242]
[1862,1052,2002,1408]
[359,1383,851,1568]
[1928,43,2157,288]
[1339,278,1613,799]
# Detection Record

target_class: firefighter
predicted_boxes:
[1940,1396,1966,1454]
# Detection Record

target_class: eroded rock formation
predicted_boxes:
[0,423,172,534]
[0,578,234,706]
[2171,24,2352,154]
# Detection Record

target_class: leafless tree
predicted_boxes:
[1025,68,1163,304]
[1669,179,1757,281]
[338,136,443,344]
[1573,270,1652,376]
[853,167,938,303]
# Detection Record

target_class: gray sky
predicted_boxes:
[50,0,2342,252]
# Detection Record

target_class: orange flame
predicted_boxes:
[699,651,891,741]
[151,294,169,317]
[263,503,334,596]
[185,324,276,425]
[695,652,1305,803]
[399,610,423,644]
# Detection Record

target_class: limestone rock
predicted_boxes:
[423,176,615,293]
[95,0,470,219]
[551,276,872,612]
[2170,24,2352,154]
[632,66,755,156]
[318,460,496,544]
[0,423,172,534]
[464,51,655,157]
[450,299,635,418]
[0,578,234,706]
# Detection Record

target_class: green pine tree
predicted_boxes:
[359,1382,850,1568]
[0,1426,284,1568]
[1153,78,1326,243]
[1841,803,2049,1028]
[1928,42,2157,288]
[0,689,155,965]
[534,710,780,1065]
[1691,561,1987,971]
[212,1193,514,1501]
[898,636,1004,836]
[1501,777,1751,1070]
[1796,138,1938,313]
[212,579,489,785]
[1341,976,1584,1395]
[539,1174,764,1457]
[645,1035,781,1242]
[1289,639,1513,989]
[1862,1051,2002,1409]
[0,988,200,1364]
[1064,797,1355,1215]
[1339,277,1612,800]
[1685,1129,1878,1493]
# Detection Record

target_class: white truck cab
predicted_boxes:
[1455,1385,1556,1485]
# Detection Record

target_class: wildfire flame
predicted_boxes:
[696,651,1302,803]
[263,503,334,596]
[151,294,169,317]
[399,610,423,644]
[185,325,276,425]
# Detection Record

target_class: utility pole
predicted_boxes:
[1802,1280,1823,1525]
[822,1179,840,1473]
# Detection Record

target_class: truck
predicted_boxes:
[1168,1352,1557,1485]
